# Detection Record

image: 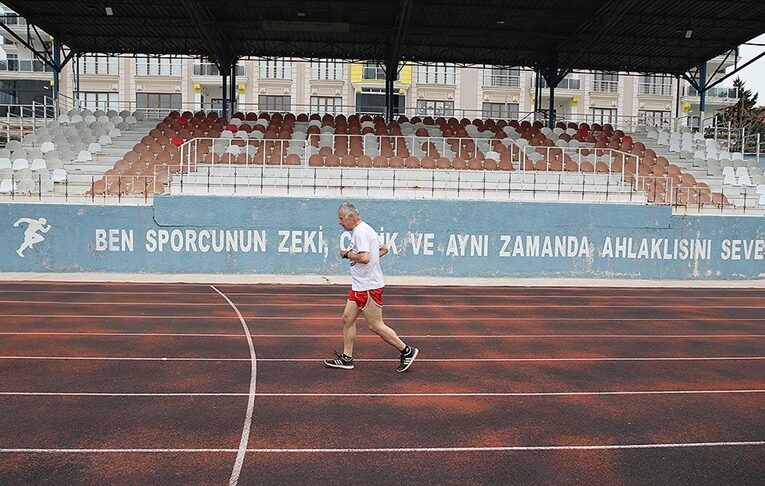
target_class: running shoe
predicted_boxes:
[324,351,354,370]
[396,347,418,372]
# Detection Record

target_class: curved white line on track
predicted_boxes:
[210,285,256,486]
[2,389,764,397]
[1,441,763,454]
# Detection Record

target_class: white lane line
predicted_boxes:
[1,332,764,339]
[2,315,765,322]
[0,301,228,306]
[1,356,764,362]
[1,389,764,398]
[2,289,762,298]
[210,285,256,486]
[2,300,764,309]
[1,441,763,454]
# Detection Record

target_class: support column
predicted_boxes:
[230,60,237,116]
[548,85,556,128]
[221,70,228,118]
[74,53,81,104]
[385,60,398,122]
[675,75,681,128]
[698,62,707,130]
[52,38,61,101]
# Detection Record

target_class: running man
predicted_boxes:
[14,217,51,257]
[324,203,418,372]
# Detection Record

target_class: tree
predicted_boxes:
[716,77,765,153]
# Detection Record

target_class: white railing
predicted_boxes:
[638,83,673,96]
[0,100,56,145]
[591,80,619,93]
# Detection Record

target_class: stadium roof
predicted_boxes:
[4,0,765,75]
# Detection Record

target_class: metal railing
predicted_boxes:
[482,73,521,88]
[192,63,246,77]
[0,13,27,26]
[591,80,619,93]
[4,166,759,215]
[537,78,581,90]
[0,59,54,73]
[638,82,673,96]
[0,100,55,145]
[684,86,738,99]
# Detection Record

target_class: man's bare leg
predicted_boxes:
[362,303,406,351]
[342,300,362,357]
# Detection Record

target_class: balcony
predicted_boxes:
[0,59,53,73]
[483,74,520,88]
[684,86,738,99]
[0,14,27,26]
[638,83,673,96]
[537,77,581,90]
[193,63,246,77]
[362,67,388,80]
[591,80,619,93]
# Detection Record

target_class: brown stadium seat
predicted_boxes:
[436,157,452,169]
[357,155,373,167]
[468,158,483,170]
[405,156,421,169]
[452,157,467,170]
[388,156,405,168]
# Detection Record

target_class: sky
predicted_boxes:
[731,34,765,105]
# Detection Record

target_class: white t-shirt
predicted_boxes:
[348,221,385,291]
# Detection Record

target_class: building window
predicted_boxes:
[356,87,404,114]
[538,76,581,90]
[259,59,292,79]
[416,100,454,116]
[483,67,520,88]
[310,96,342,114]
[0,13,26,26]
[193,63,244,76]
[589,108,618,125]
[362,62,389,80]
[0,56,50,73]
[417,64,456,84]
[311,60,343,80]
[639,75,673,96]
[80,92,120,112]
[482,102,519,120]
[592,72,619,93]
[639,110,670,128]
[81,55,119,76]
[136,93,182,112]
[259,95,291,112]
[135,56,182,76]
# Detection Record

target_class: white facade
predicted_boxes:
[0,4,740,129]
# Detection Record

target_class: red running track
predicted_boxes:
[0,282,763,485]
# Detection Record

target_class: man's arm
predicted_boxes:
[379,244,389,257]
[341,250,370,264]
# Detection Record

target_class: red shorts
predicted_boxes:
[348,288,384,309]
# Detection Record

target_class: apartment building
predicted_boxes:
[0,4,739,128]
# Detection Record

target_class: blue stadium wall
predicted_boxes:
[1,196,764,279]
